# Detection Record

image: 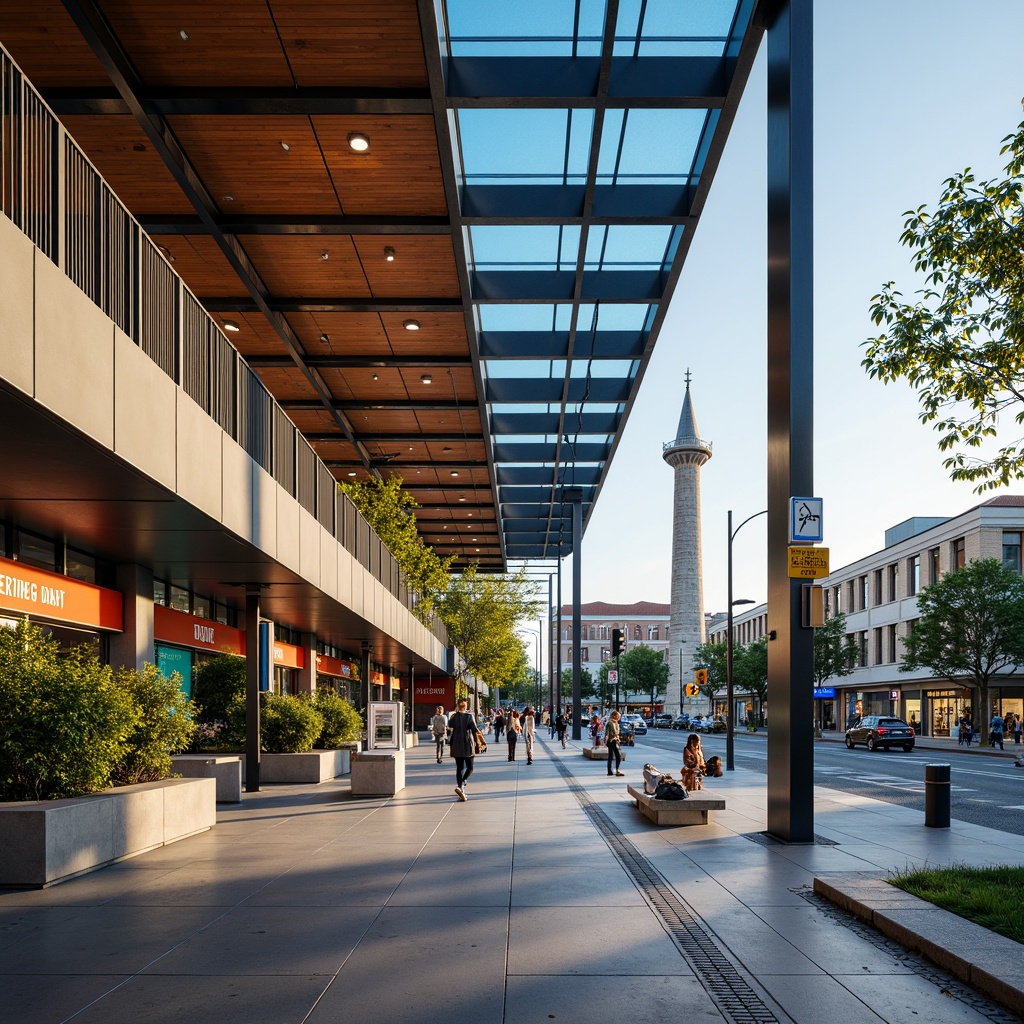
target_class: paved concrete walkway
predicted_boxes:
[3,734,1024,1024]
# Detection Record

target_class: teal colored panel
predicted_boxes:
[156,645,193,698]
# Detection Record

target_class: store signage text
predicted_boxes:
[0,555,122,630]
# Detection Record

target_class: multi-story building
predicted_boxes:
[707,496,1024,735]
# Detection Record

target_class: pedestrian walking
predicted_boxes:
[605,710,625,777]
[555,710,568,748]
[446,698,482,800]
[1014,714,1023,745]
[506,709,522,761]
[958,717,970,746]
[524,706,536,764]
[493,709,505,743]
[430,704,448,764]
[548,707,557,739]
[989,710,1005,750]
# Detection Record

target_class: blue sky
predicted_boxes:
[570,0,1024,615]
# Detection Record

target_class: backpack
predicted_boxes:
[704,755,723,778]
[654,778,687,801]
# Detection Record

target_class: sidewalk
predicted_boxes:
[3,734,1024,1024]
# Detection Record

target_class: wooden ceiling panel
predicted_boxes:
[415,409,482,433]
[226,315,292,357]
[315,116,447,216]
[167,116,342,216]
[103,1,293,88]
[381,313,469,356]
[0,2,111,86]
[252,367,320,401]
[150,234,251,297]
[239,235,370,298]
[351,410,425,433]
[286,313,389,354]
[355,236,461,299]
[287,409,344,433]
[273,1,427,89]
[58,116,194,216]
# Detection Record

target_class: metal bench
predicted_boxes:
[626,784,725,825]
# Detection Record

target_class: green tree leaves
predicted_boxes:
[863,103,1024,490]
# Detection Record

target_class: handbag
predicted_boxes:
[474,731,487,754]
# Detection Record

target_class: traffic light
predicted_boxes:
[694,668,708,686]
[684,683,700,697]
[612,628,626,656]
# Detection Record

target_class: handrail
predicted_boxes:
[0,46,448,649]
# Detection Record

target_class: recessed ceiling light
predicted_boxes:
[222,319,240,332]
[403,319,420,331]
[222,195,234,202]
[459,497,466,502]
[450,470,459,477]
[280,141,291,151]
[372,373,379,380]
[320,251,329,261]
[347,472,357,477]
[319,333,330,343]
[467,512,473,517]
[384,246,396,262]
[179,29,189,41]
[347,132,370,152]
[421,373,433,384]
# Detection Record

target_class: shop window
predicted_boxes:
[1002,532,1022,574]
[16,531,56,571]
[193,594,210,619]
[908,555,920,596]
[887,563,899,602]
[169,585,190,613]
[65,548,96,584]
[154,579,167,606]
[951,537,966,570]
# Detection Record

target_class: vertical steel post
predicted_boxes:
[245,587,261,793]
[571,493,583,740]
[766,0,815,842]
[726,510,736,771]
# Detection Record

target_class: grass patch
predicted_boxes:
[888,864,1024,945]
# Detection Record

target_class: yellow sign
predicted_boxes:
[685,683,700,697]
[694,669,707,686]
[788,546,829,578]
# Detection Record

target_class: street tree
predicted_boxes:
[813,613,859,687]
[436,565,540,694]
[735,638,768,728]
[694,640,729,705]
[900,558,1024,744]
[342,475,454,619]
[596,661,619,708]
[620,644,670,713]
[560,666,595,704]
[863,105,1024,491]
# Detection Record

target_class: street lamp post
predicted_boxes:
[727,508,767,771]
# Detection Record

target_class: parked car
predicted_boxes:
[653,713,674,729]
[624,715,647,735]
[688,715,704,732]
[845,716,915,752]
[619,719,635,746]
[700,715,728,734]
[671,714,690,730]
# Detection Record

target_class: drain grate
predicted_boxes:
[552,759,781,1024]
[745,831,838,847]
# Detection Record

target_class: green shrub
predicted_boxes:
[312,689,364,747]
[0,619,136,800]
[192,654,245,724]
[110,663,198,785]
[260,693,324,753]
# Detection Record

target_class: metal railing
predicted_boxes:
[0,46,448,648]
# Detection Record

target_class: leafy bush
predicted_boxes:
[0,619,136,800]
[192,654,245,724]
[312,689,364,747]
[260,693,324,753]
[110,663,198,785]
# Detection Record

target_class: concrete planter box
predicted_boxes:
[239,749,351,784]
[0,777,216,888]
[171,755,242,803]
[351,750,406,796]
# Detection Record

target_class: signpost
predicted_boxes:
[787,545,829,578]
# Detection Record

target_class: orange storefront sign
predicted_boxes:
[0,555,122,630]
[316,654,357,678]
[154,605,245,654]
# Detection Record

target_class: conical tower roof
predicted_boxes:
[676,375,701,441]
[663,369,712,462]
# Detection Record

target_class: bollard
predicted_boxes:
[924,763,951,828]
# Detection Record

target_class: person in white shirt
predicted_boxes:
[524,706,536,765]
[430,705,448,764]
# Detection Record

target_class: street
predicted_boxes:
[630,726,1024,836]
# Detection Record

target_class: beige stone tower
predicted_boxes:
[662,371,712,717]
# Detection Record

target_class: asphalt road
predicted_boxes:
[630,726,1024,836]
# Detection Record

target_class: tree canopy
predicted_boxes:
[900,558,1024,742]
[813,613,859,687]
[863,104,1024,491]
[619,644,669,708]
[341,474,454,619]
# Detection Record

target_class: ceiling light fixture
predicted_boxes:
[459,497,466,502]
[347,132,370,152]
[320,251,329,261]
[421,373,433,384]
[403,319,420,331]
[319,333,329,343]
[222,195,234,202]
[384,246,395,262]
[280,141,290,151]
[222,319,240,332]
[347,471,356,477]
[372,373,379,380]
[179,29,189,40]
[450,470,459,477]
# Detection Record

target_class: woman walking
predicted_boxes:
[430,704,448,764]
[506,709,522,762]
[605,710,625,777]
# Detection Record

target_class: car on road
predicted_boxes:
[653,713,674,729]
[688,715,704,732]
[699,715,728,734]
[845,715,915,752]
[624,715,647,735]
[671,714,690,730]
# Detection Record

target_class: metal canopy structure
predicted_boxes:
[0,0,764,570]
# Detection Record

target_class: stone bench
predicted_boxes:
[171,754,242,803]
[582,746,607,759]
[626,784,726,825]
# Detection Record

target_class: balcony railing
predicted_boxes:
[0,47,448,648]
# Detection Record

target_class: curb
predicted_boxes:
[813,874,1024,1015]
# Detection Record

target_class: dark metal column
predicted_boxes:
[556,559,563,716]
[569,491,583,740]
[245,587,261,793]
[407,662,415,731]
[766,0,815,842]
[547,575,555,722]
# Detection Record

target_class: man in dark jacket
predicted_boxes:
[447,698,482,800]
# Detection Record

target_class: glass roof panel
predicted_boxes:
[478,304,577,331]
[598,108,707,184]
[576,303,656,332]
[483,359,566,379]
[457,109,594,185]
[466,225,581,272]
[444,0,607,57]
[583,225,677,270]
[614,0,743,56]
[568,359,636,379]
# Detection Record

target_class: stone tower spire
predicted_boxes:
[662,370,712,718]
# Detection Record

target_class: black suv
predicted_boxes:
[845,716,915,752]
